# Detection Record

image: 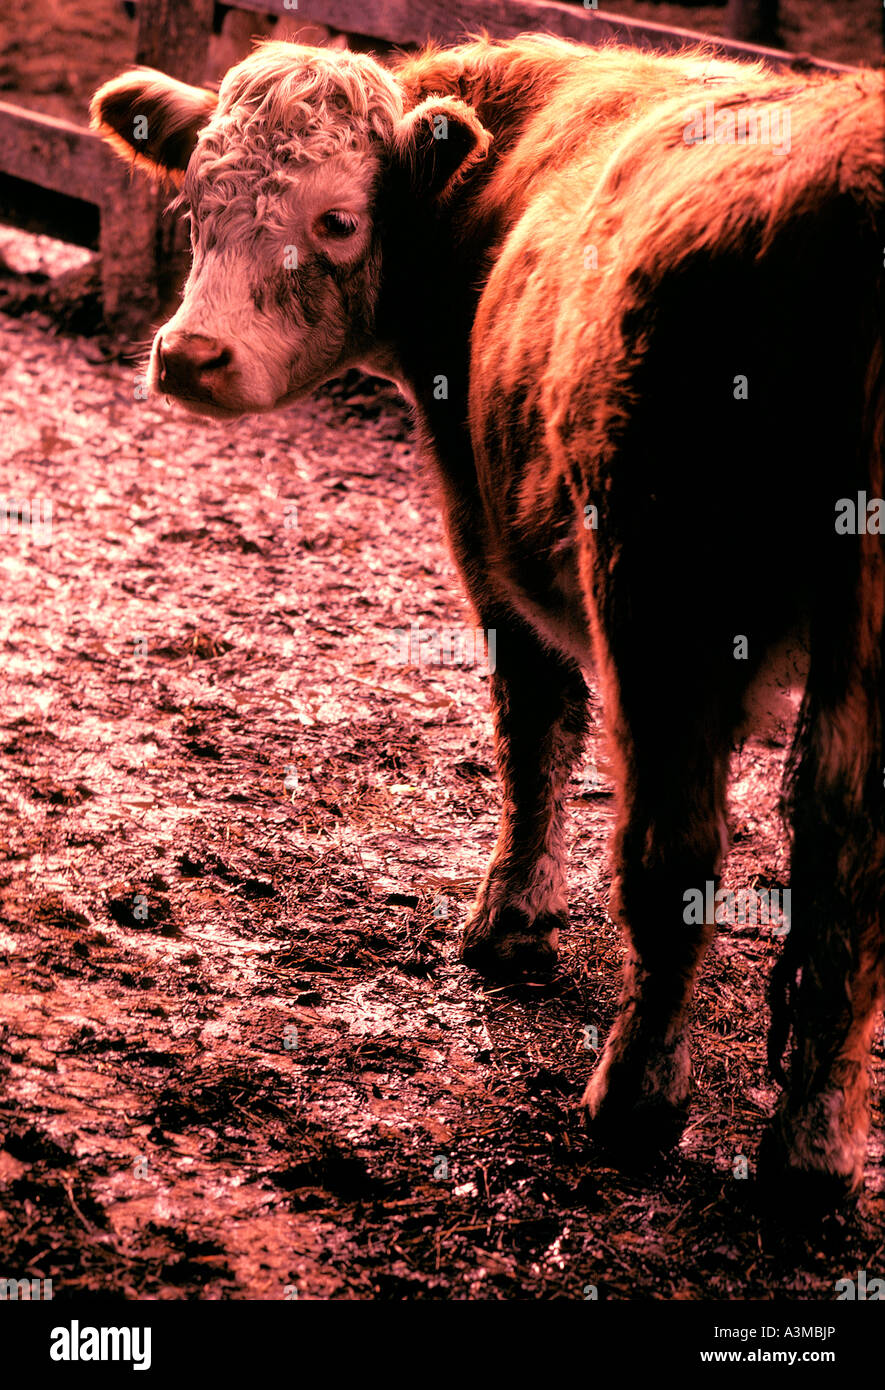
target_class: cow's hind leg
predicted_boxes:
[582,703,732,1155]
[461,617,590,978]
[760,662,885,1203]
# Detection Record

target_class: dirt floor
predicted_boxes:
[1,297,883,1300]
[0,0,883,1304]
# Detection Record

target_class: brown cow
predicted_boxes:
[91,35,885,1202]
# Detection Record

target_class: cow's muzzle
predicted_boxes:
[157,330,234,405]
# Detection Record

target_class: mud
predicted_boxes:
[0,306,882,1299]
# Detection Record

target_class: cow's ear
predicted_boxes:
[394,96,491,201]
[90,69,218,185]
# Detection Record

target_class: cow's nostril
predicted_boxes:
[201,346,232,374]
[157,333,233,399]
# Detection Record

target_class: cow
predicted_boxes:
[91,34,885,1204]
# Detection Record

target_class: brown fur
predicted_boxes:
[92,35,885,1201]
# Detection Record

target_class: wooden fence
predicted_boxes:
[0,1,859,341]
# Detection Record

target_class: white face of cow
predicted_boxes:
[157,146,384,418]
[91,43,491,419]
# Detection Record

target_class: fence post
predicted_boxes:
[99,0,214,343]
[98,165,164,343]
[136,0,215,82]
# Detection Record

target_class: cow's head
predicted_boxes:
[91,43,490,417]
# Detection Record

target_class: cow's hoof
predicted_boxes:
[582,1042,691,1159]
[756,1108,865,1211]
[583,1085,689,1162]
[460,905,561,979]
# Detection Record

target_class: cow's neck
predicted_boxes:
[374,40,686,483]
[371,205,483,498]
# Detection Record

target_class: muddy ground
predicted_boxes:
[0,0,883,1304]
[1,303,883,1300]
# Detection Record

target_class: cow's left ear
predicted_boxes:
[394,96,491,201]
[90,68,218,185]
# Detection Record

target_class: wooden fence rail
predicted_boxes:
[227,1,853,72]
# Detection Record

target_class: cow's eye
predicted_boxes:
[316,210,359,239]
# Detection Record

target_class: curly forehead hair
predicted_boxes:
[198,41,404,171]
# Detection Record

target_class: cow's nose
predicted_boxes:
[158,331,232,399]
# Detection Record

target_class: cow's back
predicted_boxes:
[467,57,884,681]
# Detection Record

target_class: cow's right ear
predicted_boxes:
[394,96,491,202]
[90,69,218,185]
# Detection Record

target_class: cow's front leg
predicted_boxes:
[461,619,590,978]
